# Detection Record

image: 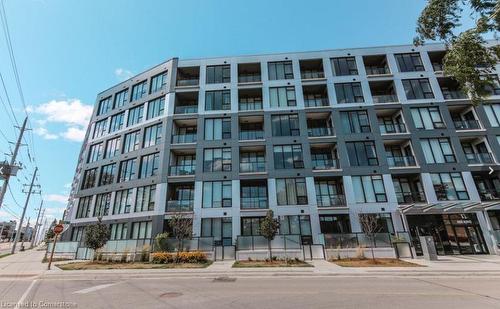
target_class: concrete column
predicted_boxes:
[192,181,203,237]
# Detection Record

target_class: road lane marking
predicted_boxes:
[73,282,120,294]
[16,279,37,308]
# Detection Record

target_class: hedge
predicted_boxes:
[151,251,208,264]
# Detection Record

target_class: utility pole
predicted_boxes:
[20,217,29,251]
[0,117,27,211]
[37,217,47,246]
[30,202,43,249]
[11,167,37,254]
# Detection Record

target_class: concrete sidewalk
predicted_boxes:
[0,247,47,277]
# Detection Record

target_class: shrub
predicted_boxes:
[151,251,208,264]
[140,245,150,262]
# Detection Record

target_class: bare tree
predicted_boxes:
[359,213,381,260]
[168,212,193,256]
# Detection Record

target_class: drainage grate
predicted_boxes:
[160,292,183,298]
[213,276,237,282]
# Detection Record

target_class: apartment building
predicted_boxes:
[64,42,500,256]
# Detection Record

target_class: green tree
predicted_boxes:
[260,210,280,259]
[44,219,57,242]
[168,213,193,256]
[154,232,170,252]
[414,0,500,104]
[84,218,110,260]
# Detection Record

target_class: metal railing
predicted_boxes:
[236,235,302,250]
[169,165,196,176]
[304,98,329,107]
[316,195,346,207]
[321,232,411,249]
[174,105,198,114]
[477,189,500,201]
[308,127,334,137]
[312,159,340,170]
[379,123,406,134]
[239,130,264,140]
[172,134,197,144]
[387,156,417,167]
[466,153,494,164]
[166,200,194,212]
[153,237,214,253]
[454,119,481,130]
[396,191,426,204]
[240,162,266,173]
[372,94,398,103]
[176,79,199,87]
[365,66,390,75]
[239,101,263,111]
[240,197,268,209]
[301,71,325,79]
[442,90,467,100]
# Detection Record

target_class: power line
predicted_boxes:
[7,183,22,209]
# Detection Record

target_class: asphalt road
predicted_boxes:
[1,275,500,309]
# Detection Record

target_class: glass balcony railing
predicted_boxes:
[308,127,334,137]
[477,189,500,201]
[176,79,199,87]
[301,71,325,79]
[174,105,198,114]
[432,63,444,72]
[365,66,390,75]
[312,159,340,170]
[379,123,406,134]
[241,197,268,209]
[167,200,194,212]
[239,130,264,140]
[466,153,495,164]
[316,195,346,207]
[240,162,266,173]
[372,94,398,103]
[454,120,481,130]
[238,74,261,83]
[387,156,417,167]
[172,134,197,144]
[395,191,426,204]
[442,90,467,100]
[239,101,263,111]
[304,98,329,107]
[169,165,196,176]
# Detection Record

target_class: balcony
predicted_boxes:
[176,66,200,87]
[396,191,426,204]
[465,153,494,164]
[312,158,340,170]
[172,134,197,144]
[167,200,194,212]
[369,80,398,103]
[363,55,390,75]
[454,119,481,130]
[379,123,407,134]
[239,88,263,111]
[387,156,417,167]
[439,77,467,100]
[305,97,329,108]
[308,127,334,137]
[239,130,264,140]
[239,162,265,173]
[442,90,467,100]
[303,84,329,107]
[307,112,334,137]
[169,165,195,176]
[300,59,324,80]
[316,195,346,207]
[238,63,261,83]
[372,94,398,104]
[174,92,198,114]
[239,115,264,141]
[174,105,198,114]
[241,197,268,209]
[478,189,500,201]
[428,51,445,72]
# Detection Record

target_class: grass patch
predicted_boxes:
[0,253,11,259]
[331,258,422,267]
[41,256,73,263]
[233,260,312,268]
[56,261,212,270]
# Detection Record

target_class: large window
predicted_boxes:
[395,53,424,72]
[202,181,232,208]
[431,173,469,200]
[131,80,147,101]
[150,71,167,93]
[240,182,267,209]
[110,223,128,240]
[114,89,128,108]
[71,226,85,242]
[97,97,112,116]
[204,118,231,140]
[315,180,344,207]
[273,145,304,169]
[269,86,296,107]
[201,217,232,246]
[268,61,294,80]
[118,158,137,182]
[205,90,231,111]
[352,175,387,203]
[271,114,300,136]
[139,152,160,178]
[241,217,264,236]
[131,221,152,239]
[143,124,162,148]
[206,65,230,84]
[104,137,120,159]
[93,193,111,217]
[340,110,371,133]
[127,104,144,126]
[319,214,351,234]
[331,57,358,76]
[240,151,265,173]
[483,104,500,127]
[403,79,434,99]
[109,112,125,133]
[279,215,311,235]
[203,148,232,172]
[87,143,103,163]
[135,185,156,212]
[335,83,364,103]
[346,141,378,166]
[147,97,165,119]
[123,130,140,153]
[113,189,133,215]
[99,163,116,186]
[420,138,456,163]
[93,119,108,138]
[276,178,308,205]
[76,196,92,219]
[411,107,445,129]
[81,168,97,189]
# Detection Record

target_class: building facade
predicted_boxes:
[64,42,500,256]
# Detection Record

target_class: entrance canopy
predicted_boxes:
[399,201,500,215]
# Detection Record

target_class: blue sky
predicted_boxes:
[0,0,473,225]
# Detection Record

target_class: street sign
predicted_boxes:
[53,224,64,234]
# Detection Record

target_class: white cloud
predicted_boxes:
[115,68,134,81]
[45,207,66,215]
[45,194,68,204]
[60,127,86,142]
[30,99,92,127]
[63,183,72,189]
[34,127,58,140]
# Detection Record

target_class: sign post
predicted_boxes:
[47,224,64,270]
